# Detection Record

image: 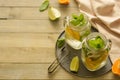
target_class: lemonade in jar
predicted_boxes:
[81,32,112,71]
[64,13,91,49]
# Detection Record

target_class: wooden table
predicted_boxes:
[0,0,119,79]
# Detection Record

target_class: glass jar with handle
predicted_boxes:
[64,13,91,49]
[81,32,112,71]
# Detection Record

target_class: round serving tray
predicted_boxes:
[55,27,112,77]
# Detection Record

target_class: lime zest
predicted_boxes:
[39,0,49,12]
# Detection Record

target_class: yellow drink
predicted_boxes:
[64,13,91,49]
[82,47,108,71]
[65,26,80,41]
[81,32,111,71]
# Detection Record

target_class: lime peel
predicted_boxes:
[70,56,79,72]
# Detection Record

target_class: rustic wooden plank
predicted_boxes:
[0,7,79,19]
[0,64,73,79]
[0,47,56,63]
[0,8,10,19]
[0,64,117,79]
[0,20,64,32]
[0,0,117,79]
[0,33,59,47]
[0,33,59,63]
[0,0,78,7]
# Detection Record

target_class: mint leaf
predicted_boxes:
[96,36,104,48]
[57,38,65,48]
[40,0,49,12]
[78,14,84,21]
[72,14,79,19]
[88,36,105,50]
[70,13,86,26]
[80,18,86,26]
[70,19,80,26]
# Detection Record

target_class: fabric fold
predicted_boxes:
[75,0,120,63]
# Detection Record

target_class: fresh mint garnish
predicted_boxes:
[70,19,80,26]
[72,14,78,19]
[70,14,85,26]
[39,0,49,12]
[88,36,105,50]
[57,37,65,48]
[78,14,84,21]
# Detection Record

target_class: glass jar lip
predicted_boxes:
[85,32,108,51]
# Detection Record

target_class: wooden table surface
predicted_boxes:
[0,0,119,79]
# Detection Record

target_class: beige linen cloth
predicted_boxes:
[75,0,120,63]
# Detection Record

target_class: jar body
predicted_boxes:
[65,13,91,49]
[81,43,108,71]
[81,32,111,71]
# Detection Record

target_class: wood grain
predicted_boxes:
[0,7,79,20]
[0,64,118,80]
[0,8,10,19]
[0,33,59,47]
[0,20,65,32]
[0,0,78,7]
[0,0,118,79]
[0,47,56,63]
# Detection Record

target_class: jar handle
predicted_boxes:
[63,16,69,28]
[48,47,68,73]
[108,39,112,51]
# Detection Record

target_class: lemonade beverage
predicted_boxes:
[65,13,91,49]
[81,32,111,71]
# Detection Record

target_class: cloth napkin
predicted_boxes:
[75,0,120,63]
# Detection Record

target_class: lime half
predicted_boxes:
[48,7,61,20]
[70,56,79,72]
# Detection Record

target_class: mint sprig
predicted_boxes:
[57,37,65,48]
[70,14,86,26]
[88,36,105,50]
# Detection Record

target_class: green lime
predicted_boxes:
[48,7,61,20]
[70,56,79,72]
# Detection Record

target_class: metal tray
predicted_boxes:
[55,27,112,77]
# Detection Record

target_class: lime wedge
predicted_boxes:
[48,7,61,20]
[70,56,79,72]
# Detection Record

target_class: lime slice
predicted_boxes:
[48,7,61,20]
[70,56,79,72]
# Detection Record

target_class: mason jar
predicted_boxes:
[81,32,112,71]
[64,13,91,49]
